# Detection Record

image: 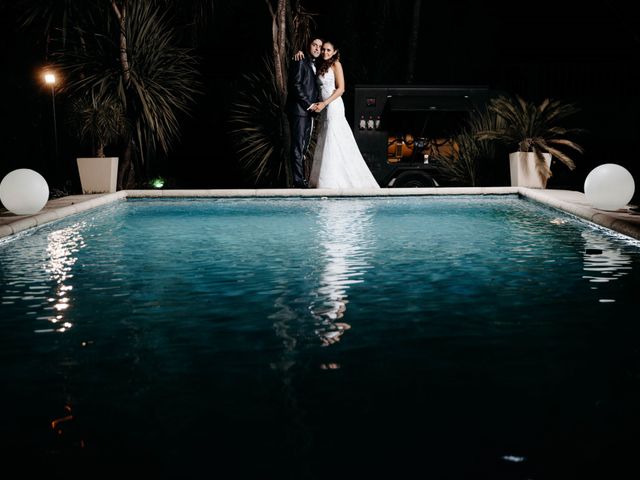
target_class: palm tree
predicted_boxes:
[13,0,213,188]
[69,89,128,158]
[55,2,202,187]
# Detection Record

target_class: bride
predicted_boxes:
[308,41,380,189]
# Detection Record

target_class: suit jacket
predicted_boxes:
[287,57,320,117]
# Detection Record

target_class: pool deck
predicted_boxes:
[1,187,639,241]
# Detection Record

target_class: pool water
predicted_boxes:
[1,196,639,479]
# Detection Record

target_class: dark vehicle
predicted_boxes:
[353,85,489,187]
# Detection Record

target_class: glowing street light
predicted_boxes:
[43,71,59,158]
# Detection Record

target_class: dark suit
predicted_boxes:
[287,57,320,187]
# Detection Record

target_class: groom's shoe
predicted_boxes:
[294,181,309,189]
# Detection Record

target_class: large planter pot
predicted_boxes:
[76,157,118,194]
[509,152,552,188]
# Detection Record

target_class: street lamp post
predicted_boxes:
[44,72,59,159]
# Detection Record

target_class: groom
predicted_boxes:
[287,37,323,188]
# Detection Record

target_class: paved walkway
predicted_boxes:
[1,188,639,240]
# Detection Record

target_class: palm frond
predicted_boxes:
[538,141,577,170]
[228,57,291,187]
[434,107,500,186]
[68,89,128,157]
[12,0,106,48]
[547,138,585,154]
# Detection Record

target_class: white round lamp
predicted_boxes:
[0,169,50,215]
[584,164,635,211]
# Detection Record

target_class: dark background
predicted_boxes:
[1,0,638,196]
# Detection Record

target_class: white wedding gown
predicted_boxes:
[309,68,380,189]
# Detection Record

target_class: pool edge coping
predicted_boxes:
[517,188,640,241]
[0,191,127,239]
[1,187,639,240]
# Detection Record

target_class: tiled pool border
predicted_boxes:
[1,187,639,240]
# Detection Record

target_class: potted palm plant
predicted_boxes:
[476,95,584,188]
[70,91,128,193]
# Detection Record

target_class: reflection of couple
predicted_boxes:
[313,243,352,346]
[312,200,373,347]
[287,38,380,189]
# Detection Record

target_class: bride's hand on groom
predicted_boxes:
[293,50,305,61]
[308,101,326,113]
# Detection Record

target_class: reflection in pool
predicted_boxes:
[312,201,374,347]
[582,230,632,283]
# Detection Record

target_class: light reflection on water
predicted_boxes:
[311,200,374,347]
[1,222,86,334]
[270,200,374,370]
[40,224,86,333]
[582,230,633,282]
[581,230,633,303]
[267,200,375,459]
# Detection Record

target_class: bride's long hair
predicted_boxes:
[317,41,340,77]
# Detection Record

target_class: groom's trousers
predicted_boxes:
[290,114,313,186]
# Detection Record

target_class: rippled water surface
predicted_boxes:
[1,196,639,479]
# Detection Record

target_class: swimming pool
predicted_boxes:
[1,196,639,479]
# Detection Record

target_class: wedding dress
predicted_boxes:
[309,67,381,189]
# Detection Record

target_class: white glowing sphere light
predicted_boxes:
[584,163,635,211]
[0,169,50,215]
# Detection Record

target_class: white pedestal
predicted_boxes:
[77,157,118,193]
[509,152,552,188]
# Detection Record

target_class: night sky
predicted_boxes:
[1,0,638,195]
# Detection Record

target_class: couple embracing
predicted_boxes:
[287,38,380,189]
